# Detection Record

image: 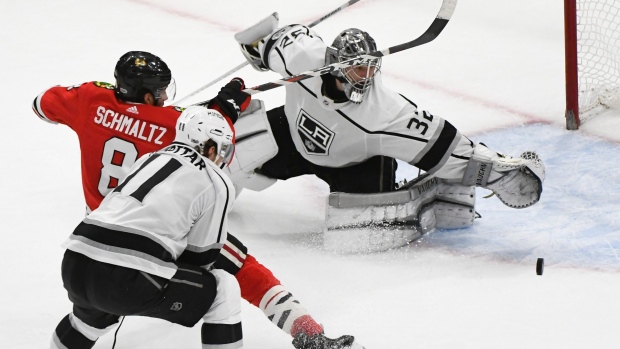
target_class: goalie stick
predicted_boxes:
[242,0,457,95]
[174,0,361,106]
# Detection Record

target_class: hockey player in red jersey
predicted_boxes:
[34,51,358,349]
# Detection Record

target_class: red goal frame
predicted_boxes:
[565,0,579,130]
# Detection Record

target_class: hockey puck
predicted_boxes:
[536,258,544,275]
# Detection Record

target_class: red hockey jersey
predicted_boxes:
[33,81,184,211]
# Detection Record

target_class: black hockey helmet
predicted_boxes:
[114,51,173,104]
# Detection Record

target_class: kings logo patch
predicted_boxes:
[296,109,334,156]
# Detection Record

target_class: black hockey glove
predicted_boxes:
[207,78,251,123]
[292,332,356,349]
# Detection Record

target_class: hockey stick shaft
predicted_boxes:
[243,0,457,95]
[174,0,361,106]
[306,0,361,28]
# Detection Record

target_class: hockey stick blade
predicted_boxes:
[174,0,363,106]
[244,0,457,95]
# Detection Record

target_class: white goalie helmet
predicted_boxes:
[174,106,235,167]
[325,28,382,104]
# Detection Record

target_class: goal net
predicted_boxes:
[565,0,620,129]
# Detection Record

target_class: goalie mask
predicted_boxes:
[325,28,381,104]
[174,106,235,168]
[114,51,176,105]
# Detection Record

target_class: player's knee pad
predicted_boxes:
[224,99,278,193]
[203,269,242,325]
[462,143,545,208]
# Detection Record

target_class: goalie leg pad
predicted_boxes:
[225,100,278,192]
[462,144,545,209]
[435,181,476,229]
[325,176,476,253]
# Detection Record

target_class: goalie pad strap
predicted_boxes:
[461,157,492,187]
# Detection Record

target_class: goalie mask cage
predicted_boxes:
[565,0,620,130]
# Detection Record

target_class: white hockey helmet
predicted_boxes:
[325,28,381,104]
[174,106,234,167]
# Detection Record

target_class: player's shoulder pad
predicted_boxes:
[261,24,315,70]
[92,81,115,90]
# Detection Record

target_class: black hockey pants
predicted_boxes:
[52,250,218,349]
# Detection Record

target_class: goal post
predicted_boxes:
[565,0,620,130]
[565,0,579,130]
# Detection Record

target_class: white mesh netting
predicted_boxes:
[577,0,620,121]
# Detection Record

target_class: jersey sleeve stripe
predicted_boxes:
[223,233,248,259]
[413,119,459,171]
[212,233,248,275]
[32,92,57,124]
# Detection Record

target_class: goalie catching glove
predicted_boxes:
[462,143,545,208]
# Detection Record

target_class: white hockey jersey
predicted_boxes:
[62,143,235,279]
[258,25,474,180]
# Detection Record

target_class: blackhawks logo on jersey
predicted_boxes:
[296,109,334,156]
[94,81,115,90]
[172,106,185,113]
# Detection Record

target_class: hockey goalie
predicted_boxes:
[226,15,545,252]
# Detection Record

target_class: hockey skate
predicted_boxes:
[292,332,365,349]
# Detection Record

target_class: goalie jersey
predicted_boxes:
[257,25,475,180]
[62,143,235,279]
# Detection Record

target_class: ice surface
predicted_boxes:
[2,0,619,348]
